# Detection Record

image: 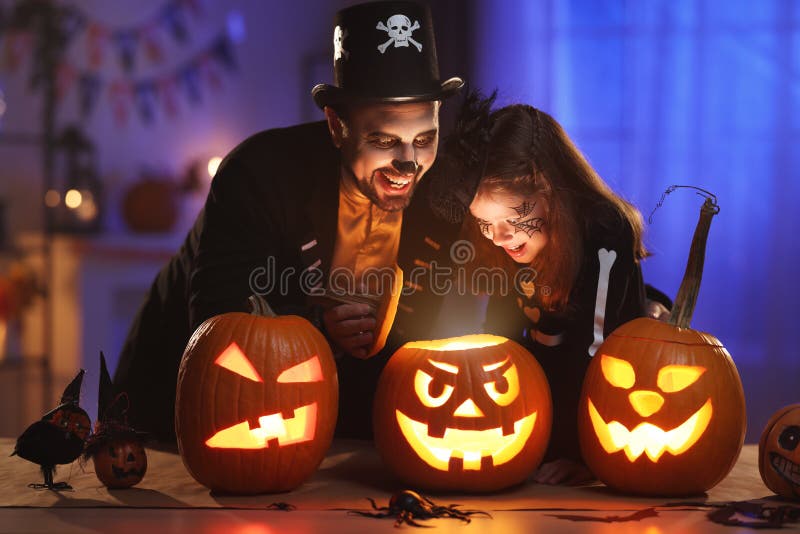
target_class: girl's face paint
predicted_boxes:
[470,190,548,264]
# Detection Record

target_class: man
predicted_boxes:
[114,1,463,441]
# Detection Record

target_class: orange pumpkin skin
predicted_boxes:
[92,439,147,489]
[759,404,800,500]
[176,311,338,495]
[578,318,746,496]
[373,335,552,492]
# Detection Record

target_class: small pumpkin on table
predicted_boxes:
[84,351,149,489]
[759,404,800,501]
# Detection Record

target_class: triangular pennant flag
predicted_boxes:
[209,34,236,71]
[134,80,158,124]
[162,1,188,43]
[157,77,180,117]
[198,55,222,92]
[141,24,164,63]
[113,29,138,73]
[78,73,103,118]
[86,23,109,68]
[181,0,204,18]
[179,63,202,105]
[56,62,77,102]
[109,80,133,126]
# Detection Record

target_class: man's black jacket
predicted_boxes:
[114,121,459,441]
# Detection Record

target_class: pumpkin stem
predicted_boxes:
[668,190,720,328]
[248,295,277,318]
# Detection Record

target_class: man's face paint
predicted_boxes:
[337,101,439,212]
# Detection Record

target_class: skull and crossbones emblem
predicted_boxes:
[376,14,422,54]
[334,25,349,61]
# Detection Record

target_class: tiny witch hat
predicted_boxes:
[312,1,463,109]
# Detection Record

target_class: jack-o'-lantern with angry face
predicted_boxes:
[176,296,337,495]
[759,404,800,500]
[373,334,552,492]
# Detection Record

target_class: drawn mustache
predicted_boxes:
[390,159,419,176]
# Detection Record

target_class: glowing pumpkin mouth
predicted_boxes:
[396,410,537,471]
[770,452,800,488]
[587,398,713,462]
[111,466,146,479]
[205,403,317,449]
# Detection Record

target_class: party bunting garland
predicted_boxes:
[0,0,239,126]
[66,32,237,125]
[82,0,203,72]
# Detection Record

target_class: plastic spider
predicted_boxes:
[266,502,296,511]
[348,489,491,527]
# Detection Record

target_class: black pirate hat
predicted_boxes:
[312,1,463,109]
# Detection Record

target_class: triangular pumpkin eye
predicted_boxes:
[277,355,323,383]
[657,365,705,393]
[600,354,635,389]
[214,342,264,382]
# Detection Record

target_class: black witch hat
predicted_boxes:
[59,369,85,405]
[312,1,463,109]
[84,352,147,457]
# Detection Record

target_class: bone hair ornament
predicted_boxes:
[376,15,422,53]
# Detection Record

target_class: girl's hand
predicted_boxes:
[533,458,595,485]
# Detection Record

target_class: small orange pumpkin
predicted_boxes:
[93,439,147,489]
[578,191,746,496]
[759,404,800,500]
[176,295,338,494]
[373,334,552,492]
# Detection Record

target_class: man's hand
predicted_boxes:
[533,458,595,486]
[322,303,376,359]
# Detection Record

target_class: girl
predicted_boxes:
[439,95,649,485]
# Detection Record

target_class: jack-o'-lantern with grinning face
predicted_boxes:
[579,192,746,496]
[176,296,337,495]
[578,318,746,496]
[759,404,800,500]
[373,334,552,492]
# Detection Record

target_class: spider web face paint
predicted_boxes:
[510,216,545,238]
[512,201,535,219]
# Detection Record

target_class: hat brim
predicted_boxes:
[312,77,464,110]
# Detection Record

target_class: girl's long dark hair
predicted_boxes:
[469,103,647,311]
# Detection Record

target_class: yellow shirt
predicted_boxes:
[329,176,402,294]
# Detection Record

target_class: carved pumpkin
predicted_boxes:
[759,404,800,500]
[176,296,338,494]
[93,439,147,489]
[578,192,746,496]
[373,334,552,492]
[85,352,149,489]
